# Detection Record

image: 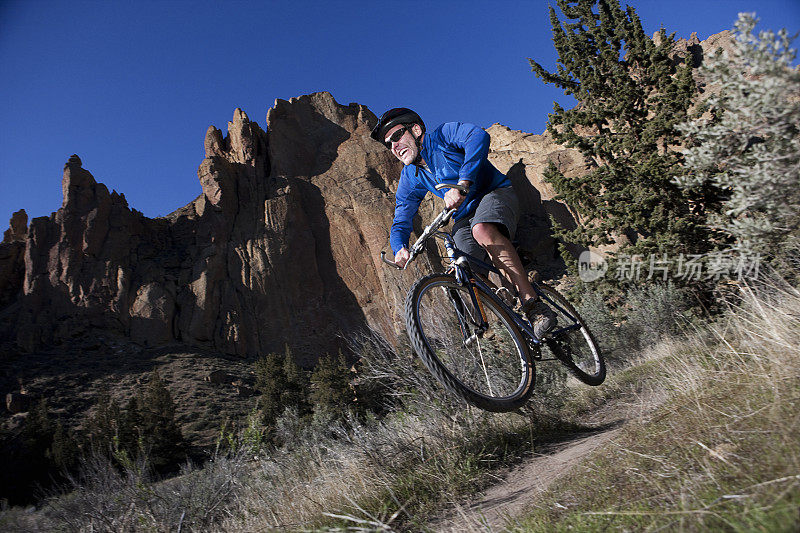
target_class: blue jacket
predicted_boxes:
[390,122,511,254]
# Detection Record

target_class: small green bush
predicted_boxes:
[621,282,692,351]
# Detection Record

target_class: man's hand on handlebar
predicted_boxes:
[442,180,470,210]
[443,188,465,210]
[381,183,468,271]
[394,247,411,268]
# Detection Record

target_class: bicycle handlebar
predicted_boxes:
[379,182,467,270]
[380,207,455,269]
[379,251,403,270]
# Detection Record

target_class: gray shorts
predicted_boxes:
[451,186,520,275]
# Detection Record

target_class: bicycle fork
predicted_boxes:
[444,284,488,348]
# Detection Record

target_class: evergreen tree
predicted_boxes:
[309,351,353,412]
[253,345,311,426]
[254,350,287,425]
[675,13,800,263]
[86,394,141,461]
[86,393,121,452]
[136,369,184,470]
[0,400,81,504]
[16,400,56,497]
[21,399,54,458]
[529,0,720,266]
[119,396,142,457]
[281,345,310,414]
[86,372,184,472]
[48,422,79,471]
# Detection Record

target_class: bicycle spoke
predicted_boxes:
[537,285,606,385]
[476,342,494,397]
[411,276,531,401]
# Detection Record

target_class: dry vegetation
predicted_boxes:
[0,330,581,532]
[1,280,798,532]
[510,280,800,531]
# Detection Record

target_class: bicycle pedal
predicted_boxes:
[530,346,543,361]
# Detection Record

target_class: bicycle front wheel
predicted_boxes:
[538,284,606,386]
[405,274,534,412]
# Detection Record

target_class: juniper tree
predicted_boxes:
[86,372,184,472]
[530,0,720,266]
[310,351,353,412]
[254,350,287,425]
[281,345,311,414]
[137,370,184,470]
[48,421,80,471]
[675,13,800,264]
[254,345,310,426]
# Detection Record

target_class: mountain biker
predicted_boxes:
[371,107,556,339]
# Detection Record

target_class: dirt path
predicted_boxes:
[429,390,661,532]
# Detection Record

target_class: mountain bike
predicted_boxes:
[380,184,606,413]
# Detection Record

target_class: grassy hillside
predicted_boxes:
[511,282,800,532]
[1,282,798,532]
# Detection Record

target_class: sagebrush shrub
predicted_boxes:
[676,13,800,258]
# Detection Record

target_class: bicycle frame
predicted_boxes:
[434,230,582,348]
[383,186,607,402]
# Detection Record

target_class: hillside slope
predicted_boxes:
[440,284,800,532]
[3,283,796,532]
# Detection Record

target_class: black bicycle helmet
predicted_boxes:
[370,107,426,142]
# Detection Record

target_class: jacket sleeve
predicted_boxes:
[441,122,491,188]
[390,170,428,254]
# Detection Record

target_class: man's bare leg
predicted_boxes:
[471,222,537,303]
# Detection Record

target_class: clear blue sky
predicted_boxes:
[1,0,798,227]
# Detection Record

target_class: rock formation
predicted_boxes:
[0,210,28,309]
[2,210,27,244]
[7,82,701,360]
[0,93,452,362]
[13,48,759,358]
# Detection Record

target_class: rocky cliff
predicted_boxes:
[0,92,582,361]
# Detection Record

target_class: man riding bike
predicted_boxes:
[371,107,556,339]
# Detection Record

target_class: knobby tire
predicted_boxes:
[405,273,534,412]
[538,284,606,386]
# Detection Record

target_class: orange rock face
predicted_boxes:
[0,92,609,361]
[0,93,440,362]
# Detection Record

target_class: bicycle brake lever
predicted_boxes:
[434,183,468,195]
[379,251,403,270]
[441,208,456,224]
[403,244,425,270]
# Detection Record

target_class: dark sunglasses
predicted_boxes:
[383,125,409,148]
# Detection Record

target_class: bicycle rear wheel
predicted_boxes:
[405,273,534,412]
[537,284,606,386]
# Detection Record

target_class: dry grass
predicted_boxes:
[8,282,797,532]
[5,328,573,532]
[512,280,800,531]
[219,405,544,531]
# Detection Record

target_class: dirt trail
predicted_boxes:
[430,390,661,532]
